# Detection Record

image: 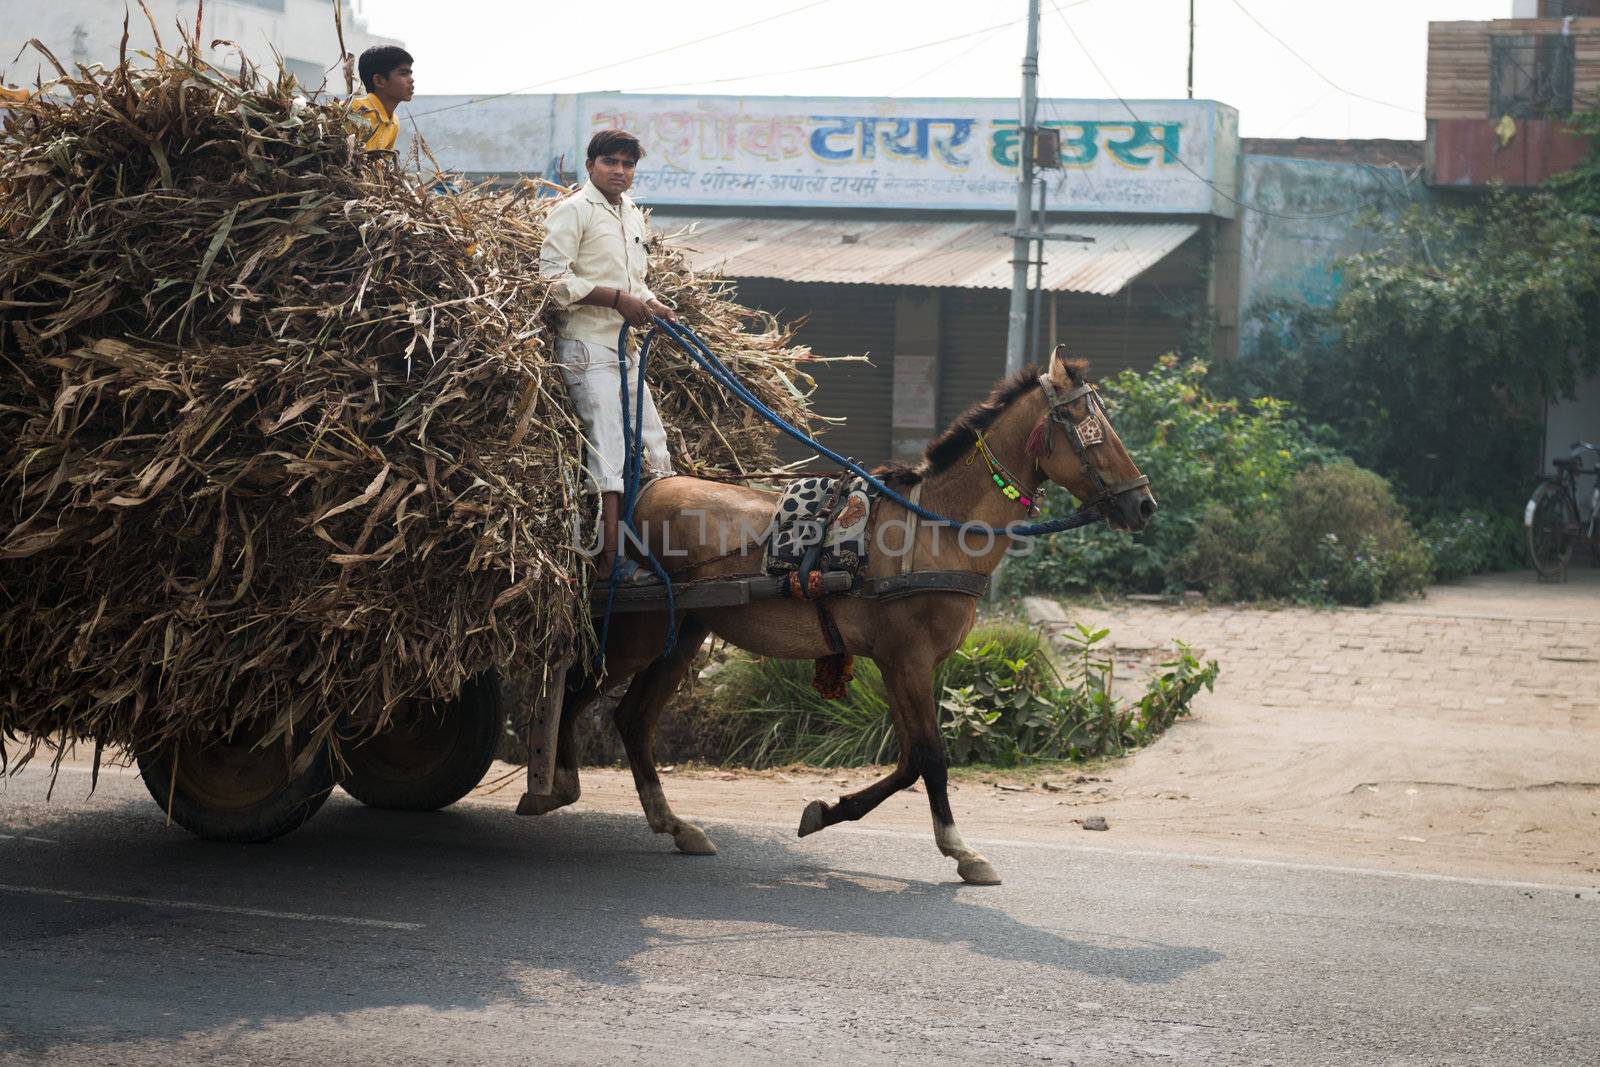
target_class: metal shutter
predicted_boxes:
[1055,288,1190,379]
[730,279,897,467]
[937,289,1012,432]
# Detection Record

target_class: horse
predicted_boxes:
[524,347,1156,885]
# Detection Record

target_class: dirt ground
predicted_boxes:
[469,566,1600,887]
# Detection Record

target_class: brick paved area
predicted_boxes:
[1024,567,1600,881]
[1034,568,1599,726]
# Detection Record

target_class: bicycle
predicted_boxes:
[1525,441,1600,579]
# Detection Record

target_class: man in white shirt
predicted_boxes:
[540,129,678,583]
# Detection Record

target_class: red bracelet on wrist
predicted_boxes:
[610,289,621,309]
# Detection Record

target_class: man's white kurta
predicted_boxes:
[540,180,673,494]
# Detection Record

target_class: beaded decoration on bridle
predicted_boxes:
[1024,370,1150,512]
[971,431,1037,511]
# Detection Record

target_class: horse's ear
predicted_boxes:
[1049,345,1087,386]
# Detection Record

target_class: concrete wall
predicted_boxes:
[1235,154,1429,356]
[0,0,397,91]
[1546,374,1600,472]
[402,94,566,177]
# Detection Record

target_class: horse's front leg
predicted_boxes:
[613,617,717,855]
[918,735,1000,885]
[796,756,919,836]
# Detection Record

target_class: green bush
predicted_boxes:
[706,620,1218,769]
[1418,508,1524,582]
[1001,356,1343,597]
[1225,194,1600,524]
[1182,463,1430,605]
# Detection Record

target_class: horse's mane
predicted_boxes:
[873,360,1086,488]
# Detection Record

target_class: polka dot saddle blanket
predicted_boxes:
[763,476,873,577]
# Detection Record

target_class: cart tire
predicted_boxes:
[137,729,335,843]
[339,672,503,812]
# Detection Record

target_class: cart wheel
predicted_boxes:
[339,672,503,812]
[137,726,335,843]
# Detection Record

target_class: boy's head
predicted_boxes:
[359,46,414,102]
[585,129,644,197]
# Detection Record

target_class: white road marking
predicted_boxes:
[0,883,424,929]
[697,816,1600,895]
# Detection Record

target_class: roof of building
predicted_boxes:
[652,215,1200,296]
[1241,138,1425,169]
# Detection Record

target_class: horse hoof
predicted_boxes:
[957,857,1002,885]
[797,799,829,838]
[515,791,575,817]
[673,825,718,855]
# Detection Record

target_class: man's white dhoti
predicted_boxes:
[555,337,674,495]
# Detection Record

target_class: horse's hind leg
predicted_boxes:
[613,618,716,855]
[517,673,600,816]
[869,652,1001,885]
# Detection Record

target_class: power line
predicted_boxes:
[619,16,1028,93]
[1226,0,1422,117]
[887,21,1012,96]
[888,0,1098,98]
[412,0,836,118]
[1047,1,1395,222]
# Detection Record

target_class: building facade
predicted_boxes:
[1426,2,1600,467]
[0,0,398,95]
[408,92,1240,466]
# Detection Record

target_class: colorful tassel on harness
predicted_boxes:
[811,653,855,700]
[1024,414,1051,458]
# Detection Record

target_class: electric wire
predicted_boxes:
[886,0,1097,97]
[1047,1,1398,222]
[618,16,1030,93]
[1226,0,1423,117]
[411,0,836,117]
[887,21,1012,96]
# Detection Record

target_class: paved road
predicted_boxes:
[1,766,1595,1065]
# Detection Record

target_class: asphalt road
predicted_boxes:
[1,765,1596,1065]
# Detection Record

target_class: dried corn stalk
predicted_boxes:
[0,44,830,768]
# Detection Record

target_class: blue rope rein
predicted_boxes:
[594,323,678,668]
[649,316,1106,538]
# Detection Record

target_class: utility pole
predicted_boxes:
[1004,0,1042,376]
[1187,0,1196,99]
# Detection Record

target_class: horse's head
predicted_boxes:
[1027,348,1157,533]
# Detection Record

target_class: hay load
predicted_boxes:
[0,45,820,766]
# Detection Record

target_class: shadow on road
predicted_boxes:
[0,792,1223,1054]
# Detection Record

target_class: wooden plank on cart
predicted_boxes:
[515,658,570,812]
[590,571,854,615]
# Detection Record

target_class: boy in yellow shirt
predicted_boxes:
[351,46,413,152]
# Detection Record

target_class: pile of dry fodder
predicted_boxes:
[0,46,825,767]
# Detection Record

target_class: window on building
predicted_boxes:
[1490,35,1576,118]
[1540,1,1600,18]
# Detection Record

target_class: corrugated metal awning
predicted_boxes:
[652,215,1200,297]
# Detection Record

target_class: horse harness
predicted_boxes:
[1034,373,1151,513]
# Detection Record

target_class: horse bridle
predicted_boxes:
[1036,374,1151,512]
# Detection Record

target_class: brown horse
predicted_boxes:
[525,348,1155,884]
